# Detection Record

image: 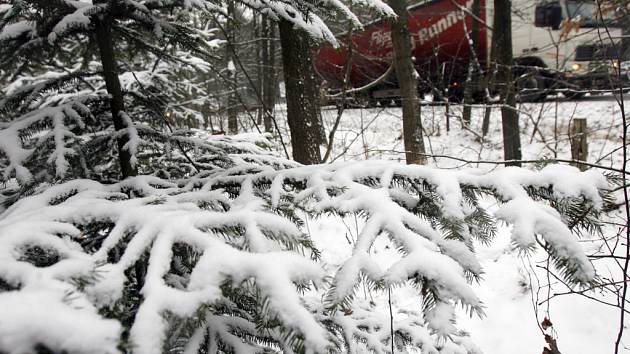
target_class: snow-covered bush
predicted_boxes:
[0,159,610,354]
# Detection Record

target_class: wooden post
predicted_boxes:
[570,118,588,171]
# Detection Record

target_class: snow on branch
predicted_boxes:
[241,0,394,46]
[0,176,327,353]
[0,83,289,188]
[0,21,35,41]
[0,99,89,184]
[190,161,605,335]
[0,160,608,353]
[48,4,103,43]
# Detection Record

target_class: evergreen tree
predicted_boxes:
[492,0,522,164]
[278,20,323,164]
[388,0,426,165]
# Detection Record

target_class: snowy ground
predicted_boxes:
[266,94,627,354]
[274,94,625,169]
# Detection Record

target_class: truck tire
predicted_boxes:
[513,58,548,102]
[563,90,586,100]
[354,94,377,108]
[447,87,464,103]
[515,71,547,102]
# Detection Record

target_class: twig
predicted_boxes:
[330,107,387,162]
[322,106,344,163]
[213,15,291,160]
[360,150,630,175]
[388,287,395,354]
[592,1,630,350]
[323,25,354,163]
[327,65,394,98]
[129,71,200,173]
[536,265,630,314]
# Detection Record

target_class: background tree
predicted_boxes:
[93,1,137,178]
[261,16,277,133]
[493,0,522,165]
[462,0,482,126]
[278,21,324,165]
[388,0,427,164]
[225,0,239,134]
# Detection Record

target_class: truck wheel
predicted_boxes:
[366,97,378,108]
[515,72,547,102]
[355,95,377,108]
[446,86,464,103]
[377,98,392,107]
[447,93,463,103]
[563,90,586,100]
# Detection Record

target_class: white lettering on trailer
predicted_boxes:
[370,0,474,48]
[418,0,473,46]
[371,30,392,48]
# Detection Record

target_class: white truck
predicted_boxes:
[517,0,625,99]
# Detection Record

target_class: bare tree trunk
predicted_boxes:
[481,98,492,136]
[94,14,137,178]
[388,0,426,164]
[278,21,322,165]
[202,101,213,130]
[255,15,263,125]
[462,66,475,126]
[226,0,238,134]
[262,17,276,133]
[494,0,521,165]
[462,0,481,126]
[621,13,630,60]
[481,60,497,138]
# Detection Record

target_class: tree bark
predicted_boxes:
[462,0,481,126]
[388,0,426,165]
[262,17,277,133]
[278,20,322,164]
[621,11,630,60]
[226,0,238,134]
[494,0,522,165]
[94,15,137,178]
[255,15,263,125]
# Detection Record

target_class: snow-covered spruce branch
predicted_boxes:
[0,161,610,353]
[0,176,327,354]
[0,99,91,185]
[0,92,287,184]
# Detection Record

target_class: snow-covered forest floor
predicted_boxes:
[263,95,626,353]
[280,95,625,169]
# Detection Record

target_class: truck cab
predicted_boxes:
[515,0,625,97]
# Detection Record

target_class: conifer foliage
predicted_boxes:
[0,155,610,353]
